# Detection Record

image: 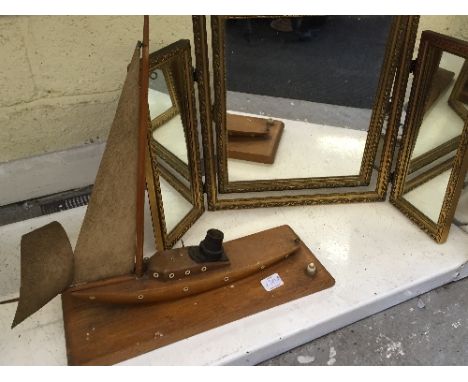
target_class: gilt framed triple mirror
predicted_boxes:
[193,16,420,209]
[145,39,204,250]
[390,31,468,243]
[145,16,468,249]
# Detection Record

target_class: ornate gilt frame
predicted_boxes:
[193,15,420,210]
[145,39,204,250]
[211,16,411,194]
[404,156,456,194]
[408,136,461,174]
[390,31,468,243]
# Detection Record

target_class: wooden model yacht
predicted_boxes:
[11,16,303,328]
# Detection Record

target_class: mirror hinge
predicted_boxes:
[192,67,198,82]
[385,100,393,115]
[409,59,417,73]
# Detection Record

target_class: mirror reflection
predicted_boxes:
[409,53,466,173]
[402,52,467,224]
[148,68,177,124]
[159,171,193,233]
[222,16,394,183]
[148,67,189,171]
[448,61,468,120]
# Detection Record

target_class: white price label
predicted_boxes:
[261,273,284,292]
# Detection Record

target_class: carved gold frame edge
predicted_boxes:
[408,135,461,174]
[152,140,191,180]
[404,156,455,194]
[390,31,468,243]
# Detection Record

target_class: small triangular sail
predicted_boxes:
[12,222,74,328]
[73,45,141,283]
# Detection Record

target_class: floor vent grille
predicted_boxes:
[40,193,91,215]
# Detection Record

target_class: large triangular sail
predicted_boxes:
[73,46,141,283]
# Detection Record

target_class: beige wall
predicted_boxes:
[0,16,193,163]
[1,15,467,163]
[416,15,468,52]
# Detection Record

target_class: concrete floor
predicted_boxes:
[261,277,468,366]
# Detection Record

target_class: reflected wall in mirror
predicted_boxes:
[146,40,204,250]
[148,68,178,129]
[391,31,468,243]
[149,53,190,180]
[212,16,407,193]
[448,60,468,120]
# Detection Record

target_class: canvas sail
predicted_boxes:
[73,45,141,283]
[12,222,74,328]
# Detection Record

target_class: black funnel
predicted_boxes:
[188,229,227,263]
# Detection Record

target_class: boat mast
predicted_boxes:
[136,15,149,277]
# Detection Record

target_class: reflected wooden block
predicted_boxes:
[227,115,284,164]
[62,225,335,365]
[227,113,270,137]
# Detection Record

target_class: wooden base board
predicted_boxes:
[227,120,284,164]
[61,228,334,365]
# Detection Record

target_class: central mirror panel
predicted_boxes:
[212,16,400,193]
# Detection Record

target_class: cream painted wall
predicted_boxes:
[0,15,467,163]
[416,15,468,53]
[0,16,193,163]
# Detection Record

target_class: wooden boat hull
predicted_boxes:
[70,225,300,304]
[62,228,335,365]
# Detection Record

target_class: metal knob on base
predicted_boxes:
[306,262,317,277]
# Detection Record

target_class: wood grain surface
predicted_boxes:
[62,225,335,365]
